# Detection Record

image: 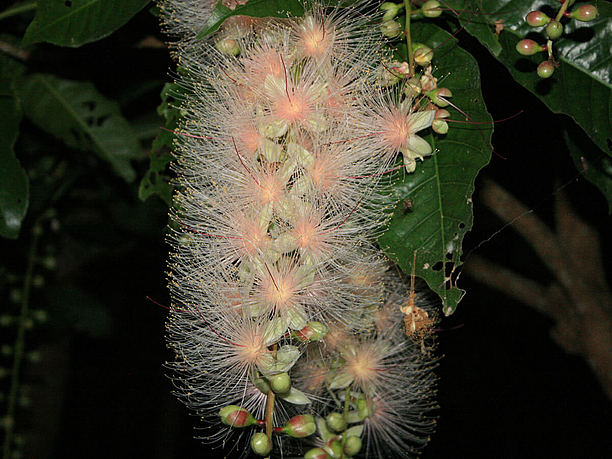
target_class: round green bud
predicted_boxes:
[343,435,362,456]
[545,21,563,40]
[253,376,271,394]
[525,10,550,27]
[283,414,316,438]
[305,448,331,459]
[413,45,433,66]
[515,39,543,56]
[215,37,240,56]
[571,5,598,22]
[250,432,272,456]
[325,439,343,458]
[325,412,347,432]
[219,405,257,427]
[537,60,555,79]
[357,398,373,419]
[269,372,291,394]
[422,0,442,18]
[380,20,402,38]
[380,2,404,22]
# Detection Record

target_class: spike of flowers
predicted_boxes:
[161,1,439,457]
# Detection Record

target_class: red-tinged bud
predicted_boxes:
[537,60,555,79]
[283,414,316,438]
[295,321,328,341]
[545,21,563,40]
[435,109,450,120]
[571,5,598,21]
[343,435,362,456]
[432,119,448,134]
[422,1,442,18]
[526,11,551,27]
[250,432,272,456]
[427,87,452,107]
[305,447,331,459]
[413,45,433,66]
[219,405,257,427]
[269,372,291,394]
[515,39,544,56]
[325,412,347,432]
[325,438,343,458]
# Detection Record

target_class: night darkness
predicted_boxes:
[1,5,610,459]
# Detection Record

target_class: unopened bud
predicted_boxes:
[357,398,372,419]
[413,44,433,66]
[325,411,347,432]
[250,432,272,456]
[325,438,343,458]
[283,414,316,438]
[422,0,442,18]
[515,39,544,56]
[525,11,550,27]
[545,21,563,40]
[571,5,598,22]
[269,372,291,394]
[427,87,452,107]
[344,435,362,456]
[380,2,404,22]
[219,405,257,427]
[380,20,402,38]
[305,447,331,459]
[295,321,328,341]
[537,60,555,79]
[216,37,240,56]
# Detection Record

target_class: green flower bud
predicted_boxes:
[295,321,328,341]
[515,39,544,56]
[422,0,442,18]
[326,412,347,432]
[525,10,550,27]
[343,435,362,456]
[325,438,343,458]
[283,414,316,438]
[357,398,373,419]
[215,37,240,56]
[253,376,271,394]
[545,21,563,40]
[413,44,433,66]
[219,405,257,427]
[305,447,331,459]
[380,20,402,38]
[537,60,555,79]
[427,87,452,107]
[250,432,272,456]
[269,372,291,394]
[571,5,598,22]
[380,2,404,22]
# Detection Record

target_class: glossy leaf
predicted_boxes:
[17,74,140,182]
[444,0,611,155]
[379,21,492,315]
[23,0,150,47]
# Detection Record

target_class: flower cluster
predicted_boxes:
[161,1,439,457]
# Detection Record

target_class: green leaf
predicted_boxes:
[197,0,307,38]
[17,74,140,182]
[23,0,150,47]
[0,88,28,239]
[445,0,611,154]
[379,22,493,315]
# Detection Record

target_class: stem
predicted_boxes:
[555,0,570,22]
[264,344,278,450]
[404,0,414,75]
[0,1,36,21]
[2,225,40,459]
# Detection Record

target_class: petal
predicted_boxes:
[408,110,435,133]
[405,135,433,158]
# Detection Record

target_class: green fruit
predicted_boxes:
[283,414,316,438]
[269,372,291,394]
[305,448,331,459]
[326,412,347,432]
[219,405,256,427]
[537,61,555,79]
[526,11,550,27]
[422,0,442,18]
[343,435,362,456]
[515,39,543,56]
[571,5,598,22]
[545,21,563,40]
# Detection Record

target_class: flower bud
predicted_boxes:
[325,412,347,432]
[515,39,544,56]
[545,21,563,40]
[283,414,316,438]
[253,375,271,394]
[343,435,362,456]
[525,11,550,27]
[422,0,442,18]
[269,372,291,394]
[325,438,343,458]
[305,448,331,459]
[403,76,422,98]
[215,37,240,56]
[380,20,402,38]
[219,405,257,427]
[427,87,452,107]
[295,321,328,341]
[250,432,272,456]
[357,398,373,419]
[537,60,555,79]
[432,108,450,134]
[380,2,404,22]
[413,44,433,66]
[571,5,598,22]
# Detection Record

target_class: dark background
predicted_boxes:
[1,6,610,458]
